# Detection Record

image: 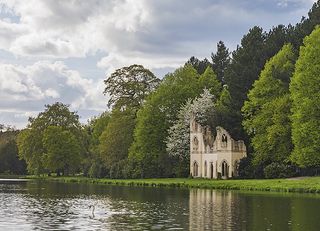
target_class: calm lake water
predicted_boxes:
[1,179,320,230]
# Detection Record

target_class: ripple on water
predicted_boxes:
[2,181,320,230]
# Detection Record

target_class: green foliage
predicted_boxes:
[84,112,111,178]
[211,41,230,83]
[292,0,320,50]
[210,86,240,139]
[238,156,255,179]
[28,102,82,132]
[89,112,111,146]
[225,26,267,110]
[8,3,320,179]
[263,163,295,179]
[129,65,202,178]
[242,44,296,167]
[185,56,211,75]
[265,25,295,58]
[99,108,136,178]
[290,26,320,167]
[17,102,84,175]
[0,130,26,175]
[43,126,81,175]
[224,25,296,141]
[17,129,45,174]
[199,66,222,97]
[104,64,160,109]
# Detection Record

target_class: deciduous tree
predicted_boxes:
[43,126,81,175]
[129,65,201,178]
[104,64,160,109]
[17,102,84,175]
[290,26,320,167]
[242,44,296,166]
[166,89,216,176]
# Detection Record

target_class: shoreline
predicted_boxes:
[26,176,320,194]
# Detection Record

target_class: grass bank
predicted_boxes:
[28,176,320,193]
[0,174,26,179]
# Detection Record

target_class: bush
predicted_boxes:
[264,163,295,179]
[238,156,255,178]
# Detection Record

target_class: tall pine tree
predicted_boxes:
[211,41,230,84]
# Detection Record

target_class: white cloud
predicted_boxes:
[0,0,151,58]
[0,61,107,127]
[0,0,317,127]
[0,0,316,67]
[97,52,185,76]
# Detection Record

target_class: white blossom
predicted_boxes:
[166,89,215,159]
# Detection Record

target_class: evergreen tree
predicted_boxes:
[225,26,267,111]
[212,85,241,139]
[290,27,320,167]
[265,25,293,58]
[185,56,211,75]
[292,0,320,50]
[211,41,230,83]
[223,26,267,140]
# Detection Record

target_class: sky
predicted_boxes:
[0,0,316,128]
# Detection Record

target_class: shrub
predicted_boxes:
[264,163,295,178]
[238,156,255,178]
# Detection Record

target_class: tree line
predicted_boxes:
[1,1,320,178]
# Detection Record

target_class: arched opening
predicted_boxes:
[193,136,199,151]
[210,163,214,179]
[204,161,207,177]
[193,161,199,177]
[222,134,228,148]
[221,161,229,179]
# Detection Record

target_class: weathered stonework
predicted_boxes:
[190,118,246,179]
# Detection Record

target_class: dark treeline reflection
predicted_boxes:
[1,180,320,230]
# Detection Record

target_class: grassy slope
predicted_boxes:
[29,176,320,193]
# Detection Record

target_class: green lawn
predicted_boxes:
[28,176,320,193]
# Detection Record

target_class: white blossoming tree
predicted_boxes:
[166,89,216,176]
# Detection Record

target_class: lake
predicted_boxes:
[1,179,320,230]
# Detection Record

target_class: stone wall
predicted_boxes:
[190,119,246,179]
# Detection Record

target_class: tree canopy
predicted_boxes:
[104,64,160,109]
[0,130,26,175]
[242,44,296,167]
[17,102,84,175]
[290,26,320,167]
[129,65,202,178]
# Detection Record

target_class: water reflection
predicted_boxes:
[1,180,320,230]
[189,189,241,230]
[189,188,320,231]
[0,180,190,230]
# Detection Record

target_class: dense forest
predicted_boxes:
[1,1,320,179]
